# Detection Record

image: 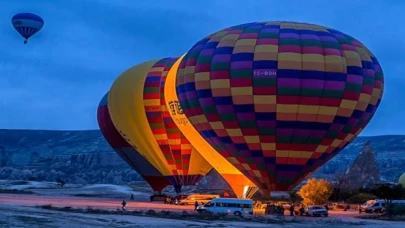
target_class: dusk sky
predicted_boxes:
[0,0,404,136]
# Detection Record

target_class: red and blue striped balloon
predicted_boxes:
[12,13,44,44]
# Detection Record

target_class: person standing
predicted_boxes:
[194,201,199,211]
[289,204,295,216]
[121,200,127,211]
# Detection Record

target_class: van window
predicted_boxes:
[215,202,251,208]
[204,202,214,207]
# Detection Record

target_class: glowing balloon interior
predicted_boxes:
[165,56,258,198]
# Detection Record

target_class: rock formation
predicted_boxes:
[341,141,381,189]
[1,129,405,187]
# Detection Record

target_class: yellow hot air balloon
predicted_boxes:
[164,55,258,198]
[108,58,212,193]
[399,173,405,188]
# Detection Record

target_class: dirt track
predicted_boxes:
[0,193,194,211]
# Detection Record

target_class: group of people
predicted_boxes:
[289,204,310,216]
[264,203,286,215]
[164,196,178,204]
[265,203,330,216]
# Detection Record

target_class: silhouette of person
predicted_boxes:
[122,200,127,211]
[194,201,199,211]
[289,204,295,216]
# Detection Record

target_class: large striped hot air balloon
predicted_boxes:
[97,92,170,192]
[165,56,258,198]
[175,21,384,197]
[108,57,212,193]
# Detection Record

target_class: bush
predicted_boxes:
[160,210,171,215]
[346,193,377,204]
[386,205,405,216]
[146,210,156,215]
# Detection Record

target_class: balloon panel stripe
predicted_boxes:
[143,57,198,178]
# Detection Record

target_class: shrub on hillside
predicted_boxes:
[346,193,377,204]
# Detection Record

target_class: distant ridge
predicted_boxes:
[0,129,404,185]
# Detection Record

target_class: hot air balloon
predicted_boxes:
[165,56,258,198]
[175,21,384,197]
[97,92,170,192]
[108,57,212,193]
[399,173,405,188]
[11,13,44,44]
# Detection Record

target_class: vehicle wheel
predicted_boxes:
[306,212,310,216]
[234,211,242,216]
[325,214,328,217]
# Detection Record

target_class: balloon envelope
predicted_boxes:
[165,56,258,198]
[108,58,212,193]
[399,173,405,188]
[175,21,384,195]
[97,92,170,192]
[12,13,44,41]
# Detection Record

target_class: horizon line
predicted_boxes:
[0,128,403,138]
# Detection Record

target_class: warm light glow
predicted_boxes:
[164,55,257,197]
[108,59,212,178]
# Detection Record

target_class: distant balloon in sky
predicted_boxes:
[11,13,44,44]
[175,21,384,197]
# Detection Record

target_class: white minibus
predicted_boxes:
[197,198,253,216]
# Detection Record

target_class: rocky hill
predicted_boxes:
[0,129,404,188]
[341,141,381,189]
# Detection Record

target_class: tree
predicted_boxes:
[329,172,350,201]
[371,184,405,204]
[297,178,333,206]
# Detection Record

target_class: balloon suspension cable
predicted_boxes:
[245,186,260,199]
[24,40,27,44]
